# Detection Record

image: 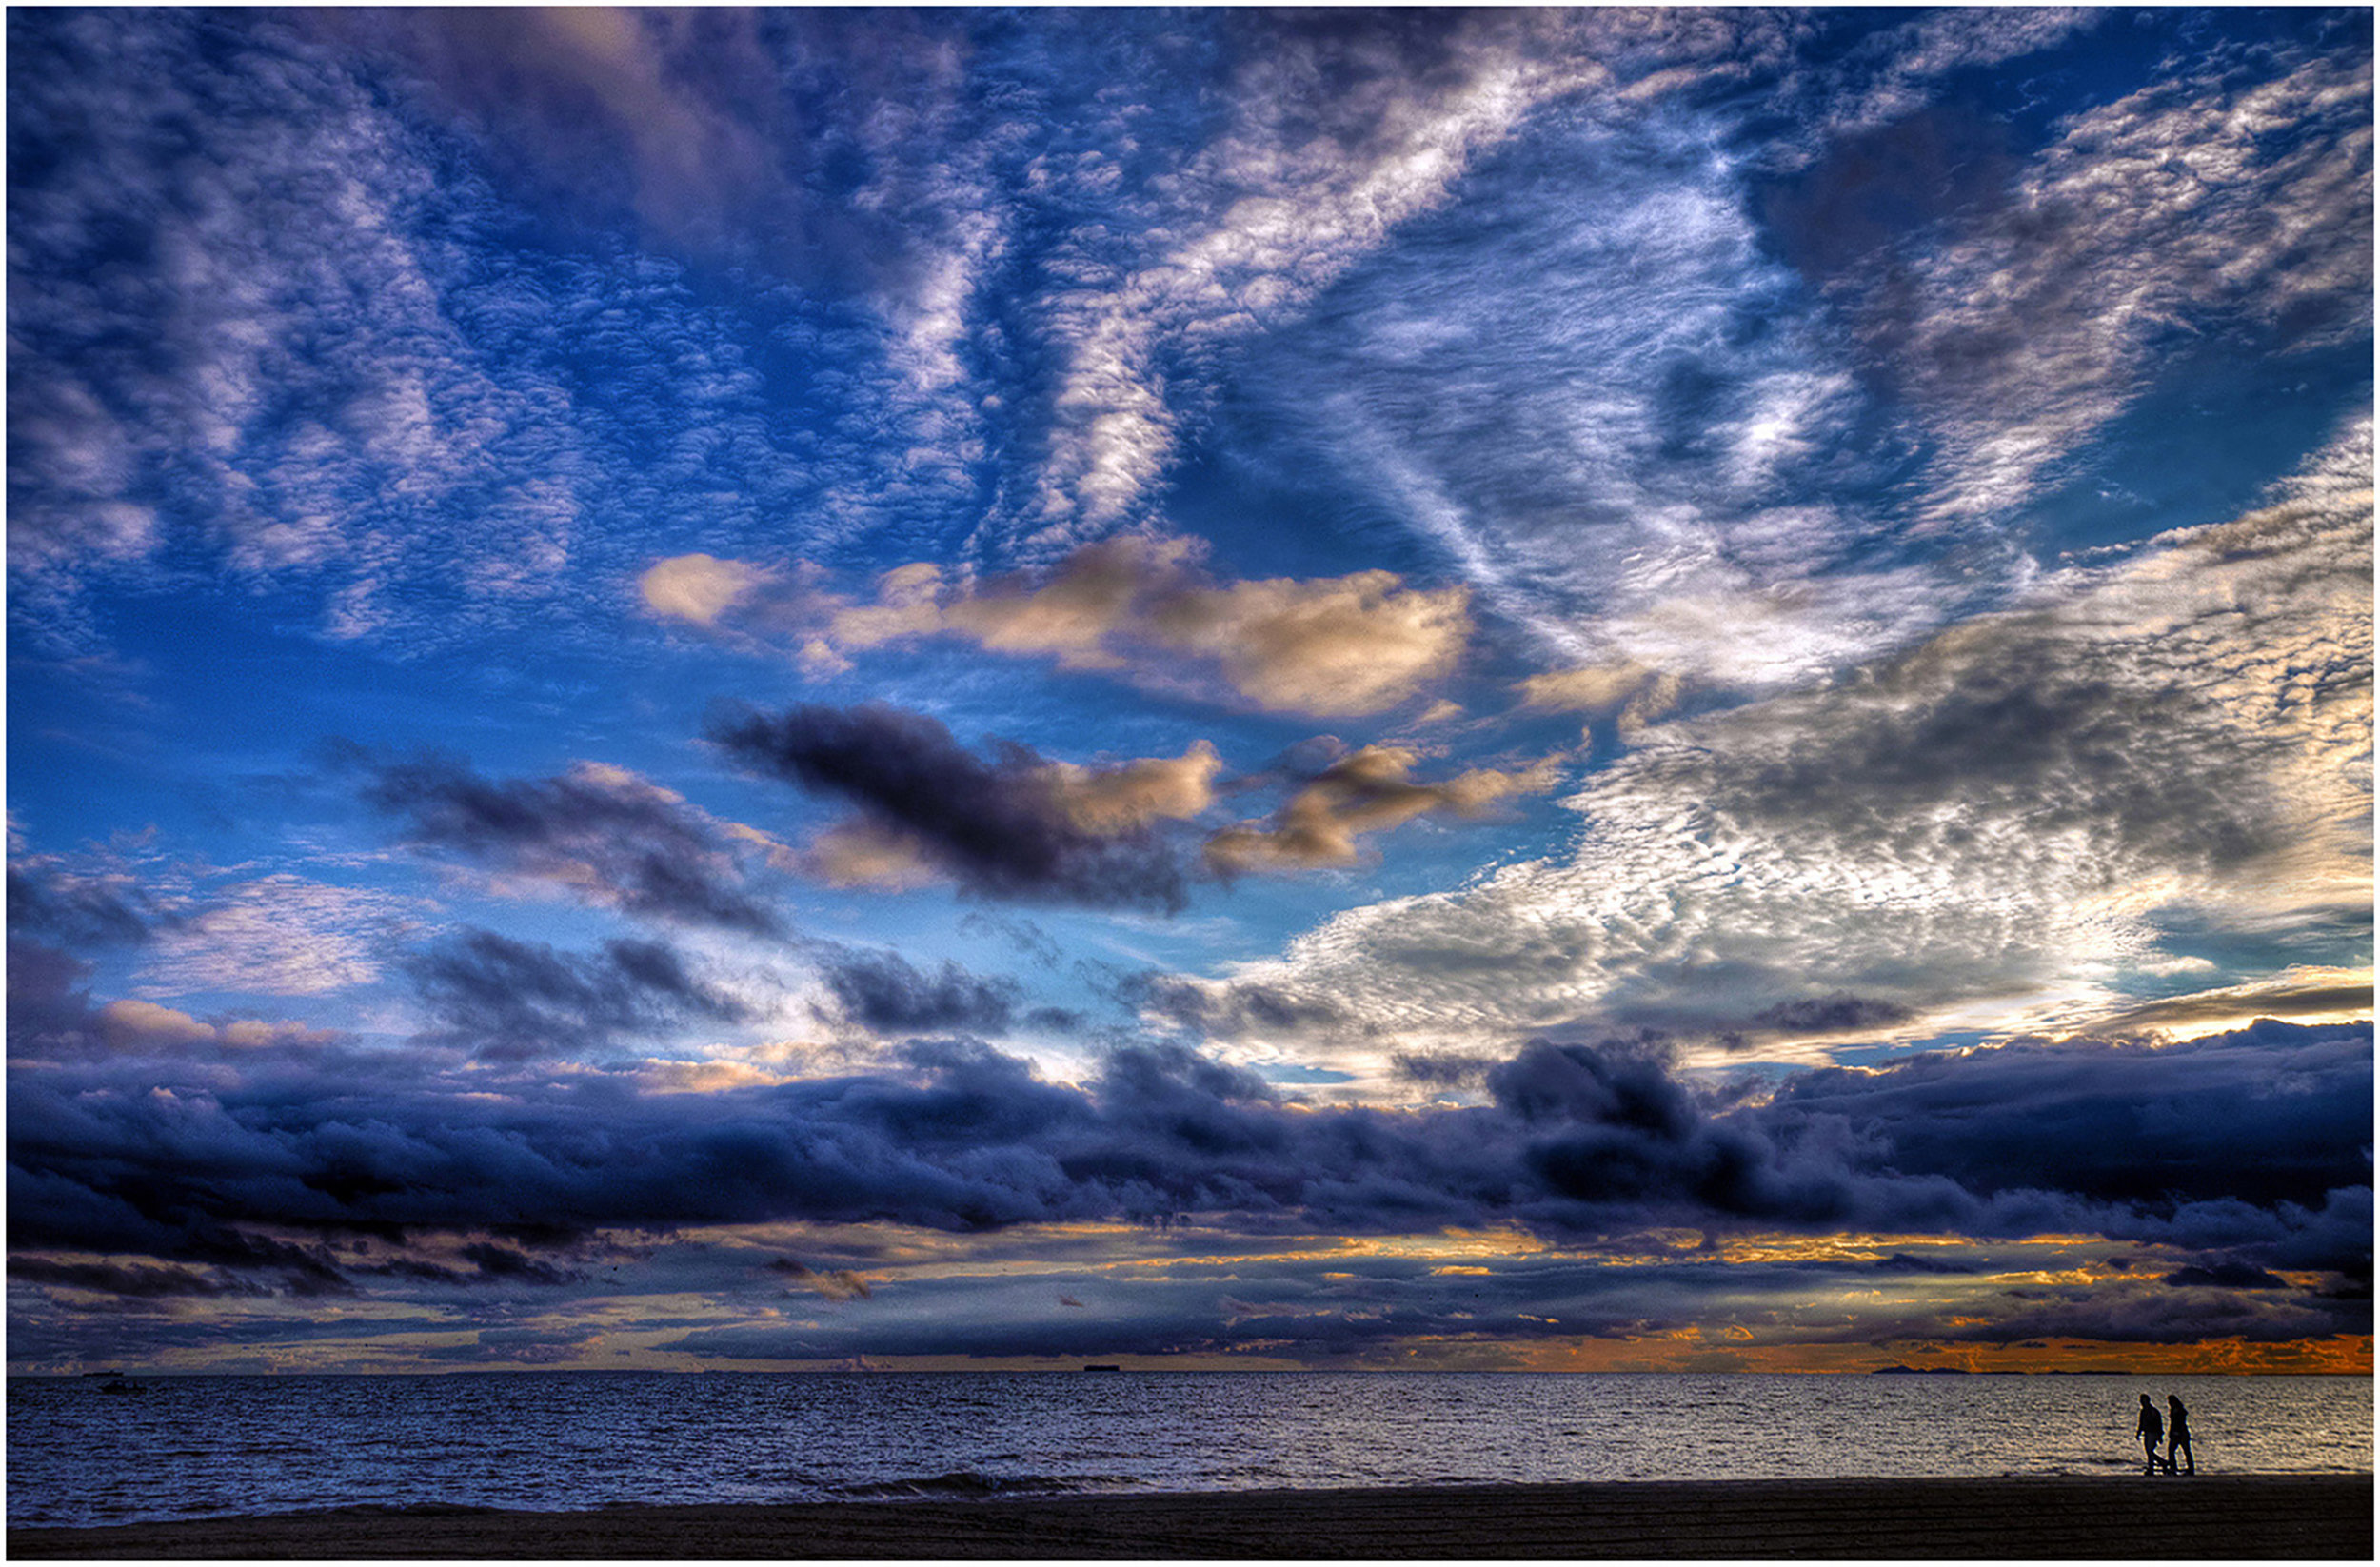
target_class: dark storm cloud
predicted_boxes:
[405,928,750,1062]
[8,1021,2368,1325]
[815,946,1019,1036]
[1764,1020,2372,1210]
[6,863,169,1062]
[1131,972,1376,1041]
[6,863,156,949]
[2163,1262,2290,1290]
[6,939,108,1058]
[349,747,785,936]
[1391,1051,1499,1089]
[1750,995,1914,1036]
[1871,1253,1978,1277]
[1481,1039,1960,1233]
[9,1258,269,1299]
[454,1242,582,1286]
[709,704,1190,912]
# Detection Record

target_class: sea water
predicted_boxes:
[8,1371,2370,1528]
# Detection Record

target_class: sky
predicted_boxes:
[6,6,2372,1378]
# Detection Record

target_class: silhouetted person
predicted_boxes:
[2165,1395,2193,1475]
[2136,1394,2164,1474]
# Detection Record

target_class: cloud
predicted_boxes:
[10,1016,2364,1334]
[2086,968,2375,1040]
[636,554,774,629]
[1786,9,2104,149]
[1046,744,1225,835]
[1233,78,1959,696]
[6,9,606,649]
[1020,12,1622,538]
[770,1258,873,1301]
[404,928,751,1063]
[1796,46,2372,526]
[1205,744,1562,873]
[1746,996,1919,1041]
[815,947,1020,1037]
[327,9,792,261]
[709,703,1200,912]
[351,748,790,936]
[417,1325,603,1365]
[2163,1263,2290,1291]
[1765,1022,2373,1213]
[647,536,1473,718]
[139,876,421,998]
[8,1258,272,1300]
[1132,973,1380,1050]
[1162,454,2372,1064]
[1517,663,1686,734]
[454,1241,581,1287]
[6,861,158,951]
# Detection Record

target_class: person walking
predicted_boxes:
[2136,1393,2165,1474]
[2165,1395,2194,1475]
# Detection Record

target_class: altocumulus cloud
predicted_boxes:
[1165,441,2373,1066]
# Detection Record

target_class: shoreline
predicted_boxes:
[10,1474,2372,1559]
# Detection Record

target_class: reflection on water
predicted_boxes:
[9,1371,2371,1528]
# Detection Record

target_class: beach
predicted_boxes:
[9,1475,2370,1558]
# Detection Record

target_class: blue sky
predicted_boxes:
[9,7,2371,1375]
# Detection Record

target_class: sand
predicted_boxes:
[9,1475,2370,1559]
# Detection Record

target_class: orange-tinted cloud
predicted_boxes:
[1517,660,1684,733]
[1205,744,1561,872]
[643,536,1471,716]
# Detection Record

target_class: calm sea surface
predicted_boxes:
[8,1372,2370,1528]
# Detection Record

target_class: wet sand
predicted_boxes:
[9,1474,2370,1558]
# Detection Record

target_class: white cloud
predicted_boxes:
[1880,50,2372,526]
[1021,13,1626,545]
[1165,445,2372,1088]
[1239,94,1973,697]
[140,876,425,997]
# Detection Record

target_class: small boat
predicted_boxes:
[98,1379,144,1394]
[1082,1363,1121,1373]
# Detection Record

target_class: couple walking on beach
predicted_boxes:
[2136,1394,2195,1475]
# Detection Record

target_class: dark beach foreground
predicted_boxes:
[8,1475,2371,1559]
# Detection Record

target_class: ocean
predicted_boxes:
[8,1371,2370,1529]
